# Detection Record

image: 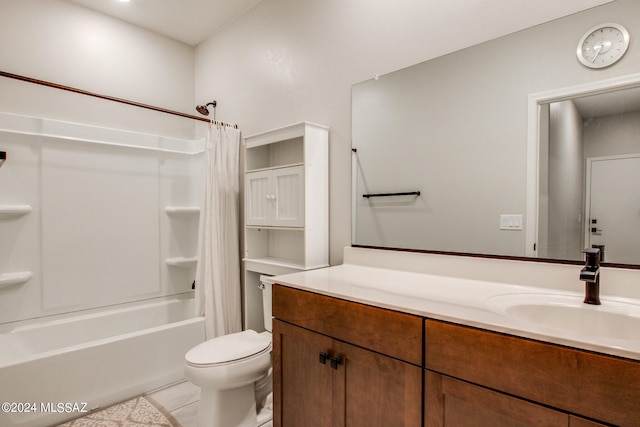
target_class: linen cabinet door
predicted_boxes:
[425,371,568,427]
[272,165,304,227]
[273,319,333,427]
[246,170,273,226]
[333,340,422,427]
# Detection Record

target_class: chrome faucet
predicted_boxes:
[580,248,601,305]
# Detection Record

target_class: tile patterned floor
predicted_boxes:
[146,380,200,427]
[147,379,273,427]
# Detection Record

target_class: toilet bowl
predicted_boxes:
[185,330,271,427]
[185,277,274,427]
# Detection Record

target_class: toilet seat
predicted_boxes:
[186,330,272,367]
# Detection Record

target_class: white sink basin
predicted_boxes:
[485,293,640,341]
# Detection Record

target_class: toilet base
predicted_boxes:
[198,384,258,427]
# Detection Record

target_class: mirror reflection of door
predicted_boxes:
[538,84,640,264]
[586,155,640,264]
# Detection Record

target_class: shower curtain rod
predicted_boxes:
[0,70,212,123]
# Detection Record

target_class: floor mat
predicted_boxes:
[57,395,181,427]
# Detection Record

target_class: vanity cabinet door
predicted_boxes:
[273,317,422,427]
[425,370,567,427]
[273,285,424,426]
[273,319,333,427]
[334,340,422,427]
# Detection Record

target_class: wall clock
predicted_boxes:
[577,23,630,69]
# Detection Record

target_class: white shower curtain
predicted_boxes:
[195,122,242,339]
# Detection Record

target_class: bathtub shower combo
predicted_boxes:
[0,296,203,427]
[0,111,206,427]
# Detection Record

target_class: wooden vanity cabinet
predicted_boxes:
[425,319,639,427]
[272,284,423,427]
[273,284,638,426]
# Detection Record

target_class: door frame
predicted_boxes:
[527,72,640,257]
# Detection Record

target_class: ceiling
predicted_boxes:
[66,1,634,114]
[68,0,263,46]
[66,0,616,47]
[573,86,640,118]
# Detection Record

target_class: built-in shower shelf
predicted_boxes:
[165,257,198,268]
[0,271,33,289]
[164,206,200,215]
[0,204,32,218]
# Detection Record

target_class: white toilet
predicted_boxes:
[185,279,274,427]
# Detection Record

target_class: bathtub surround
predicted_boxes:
[195,122,242,338]
[0,112,204,324]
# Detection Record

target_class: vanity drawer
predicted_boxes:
[425,319,640,426]
[273,284,422,366]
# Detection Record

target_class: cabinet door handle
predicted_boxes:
[319,352,329,365]
[330,356,342,370]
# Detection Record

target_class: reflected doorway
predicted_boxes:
[586,155,640,264]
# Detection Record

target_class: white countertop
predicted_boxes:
[272,247,640,361]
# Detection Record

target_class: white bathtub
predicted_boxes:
[0,294,205,427]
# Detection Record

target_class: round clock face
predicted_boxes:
[577,23,630,69]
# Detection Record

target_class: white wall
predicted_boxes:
[0,0,197,139]
[584,110,640,158]
[194,0,623,265]
[548,101,584,260]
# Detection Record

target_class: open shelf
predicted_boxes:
[0,271,33,289]
[245,135,304,172]
[164,206,200,215]
[165,257,198,268]
[245,162,304,174]
[0,204,32,218]
[244,256,306,271]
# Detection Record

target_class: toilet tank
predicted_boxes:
[259,275,274,332]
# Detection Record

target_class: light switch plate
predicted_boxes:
[500,214,523,231]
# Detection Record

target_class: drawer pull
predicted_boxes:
[330,356,342,370]
[319,352,329,365]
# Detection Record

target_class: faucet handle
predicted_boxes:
[583,248,601,267]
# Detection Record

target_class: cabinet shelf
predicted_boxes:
[164,206,200,215]
[0,204,32,218]
[0,271,33,289]
[244,256,306,271]
[165,257,198,268]
[246,225,304,231]
[245,162,304,174]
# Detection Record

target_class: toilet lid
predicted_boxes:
[186,330,271,366]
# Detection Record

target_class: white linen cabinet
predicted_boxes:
[243,122,329,330]
[246,165,305,228]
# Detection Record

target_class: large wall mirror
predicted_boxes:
[351,0,640,267]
